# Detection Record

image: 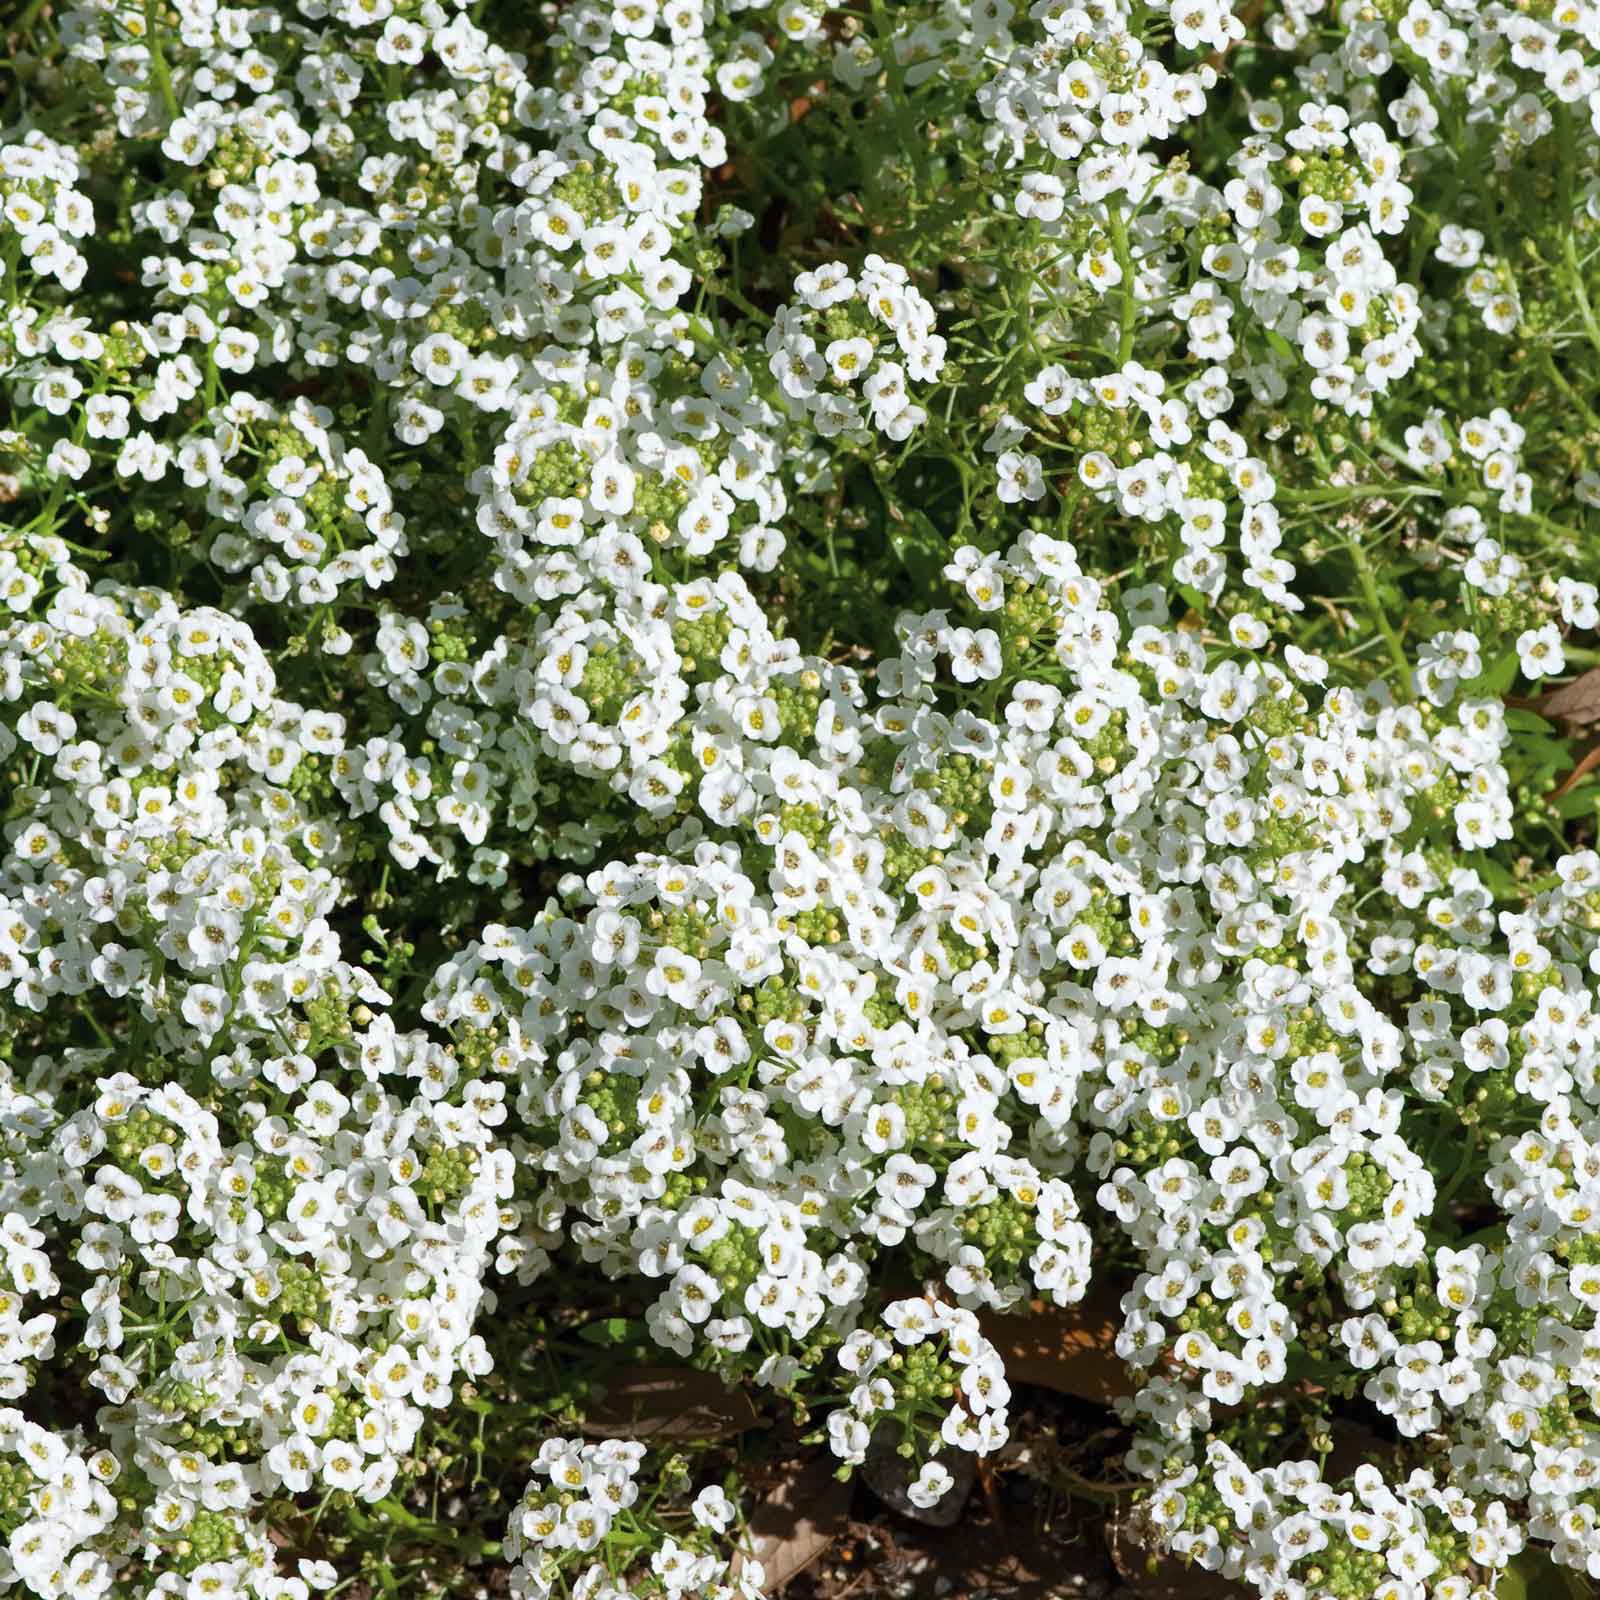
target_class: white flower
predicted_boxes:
[1516,623,1564,680]
[995,450,1045,504]
[907,1461,955,1509]
[691,1485,735,1532]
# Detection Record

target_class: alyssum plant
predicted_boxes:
[3,0,1600,1597]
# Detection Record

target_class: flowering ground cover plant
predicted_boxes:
[5,0,1600,1596]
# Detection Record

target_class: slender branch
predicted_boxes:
[143,0,180,120]
[1107,204,1137,366]
[1565,231,1600,362]
[1344,529,1412,689]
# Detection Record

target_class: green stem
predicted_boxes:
[1345,529,1412,689]
[1107,204,1137,365]
[1565,231,1600,362]
[11,0,51,42]
[1540,347,1600,435]
[144,0,180,120]
[1277,484,1442,507]
[869,0,925,187]
[1435,1130,1482,1212]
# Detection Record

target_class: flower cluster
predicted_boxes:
[766,257,946,442]
[505,1438,748,1600]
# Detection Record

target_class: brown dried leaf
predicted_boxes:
[730,1454,851,1593]
[1553,741,1600,800]
[576,1365,758,1442]
[1538,667,1600,729]
[979,1281,1133,1407]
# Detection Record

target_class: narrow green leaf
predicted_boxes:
[885,503,947,589]
[1500,1544,1594,1600]
[1556,786,1600,819]
[1465,651,1520,696]
[577,1316,646,1347]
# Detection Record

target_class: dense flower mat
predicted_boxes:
[4,0,1600,1595]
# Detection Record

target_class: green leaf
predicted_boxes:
[1475,858,1520,899]
[1504,708,1556,733]
[1556,786,1600,819]
[577,1316,646,1347]
[1499,1546,1594,1600]
[885,502,947,589]
[1507,735,1577,775]
[1464,651,1520,697]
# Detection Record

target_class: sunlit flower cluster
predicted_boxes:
[4,0,1600,1595]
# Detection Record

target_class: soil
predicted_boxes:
[780,1386,1176,1600]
